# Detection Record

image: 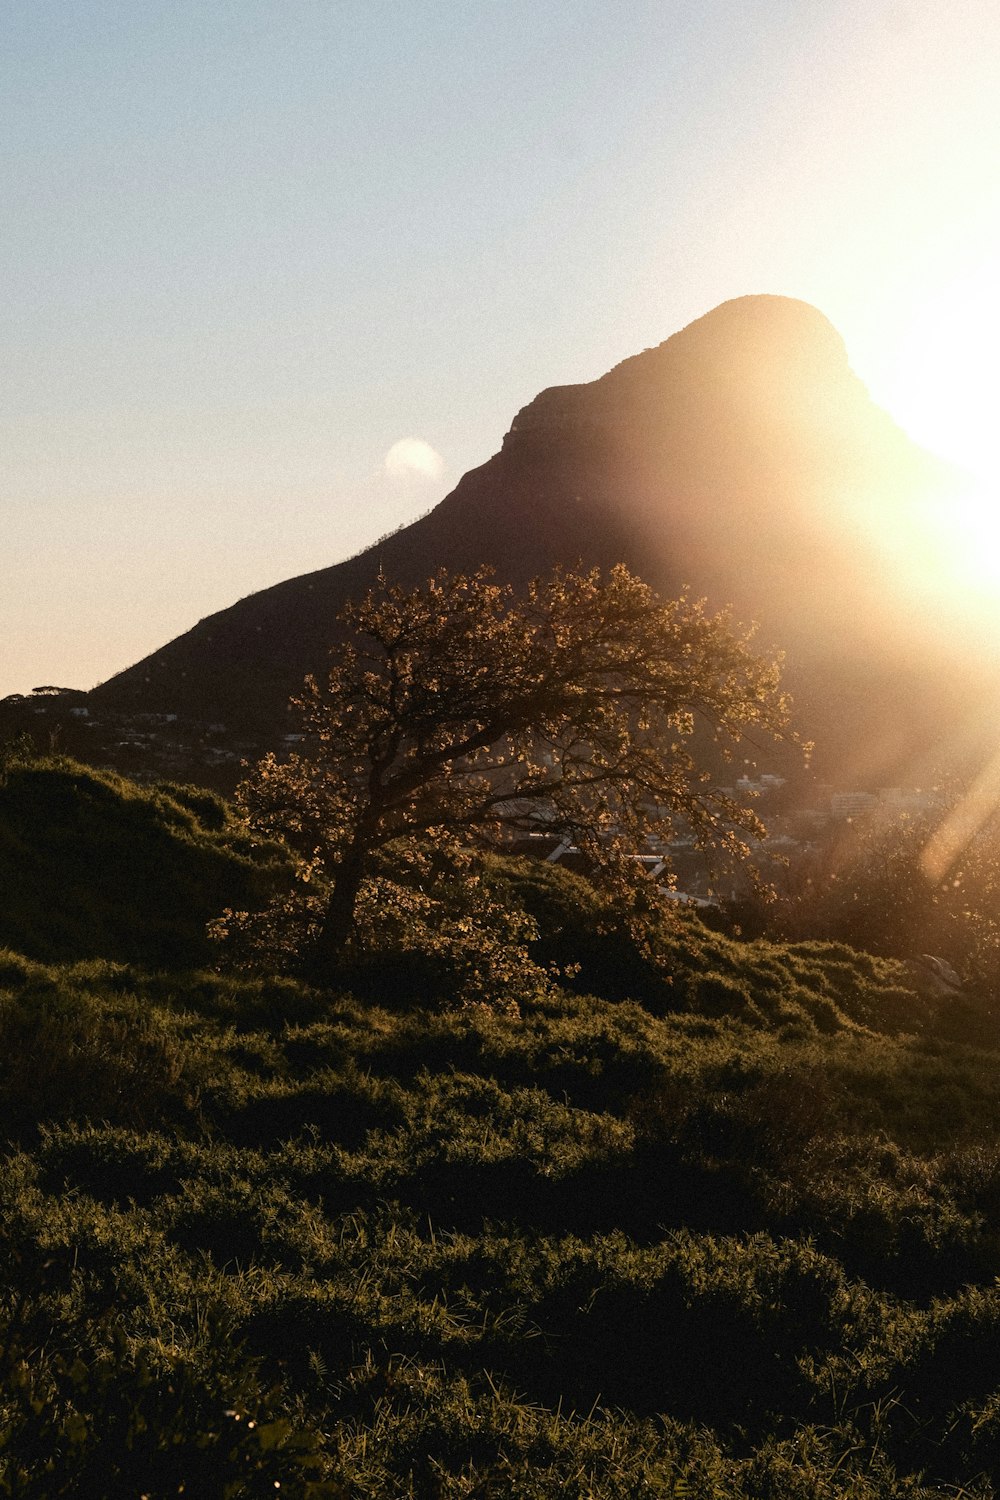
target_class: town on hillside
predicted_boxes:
[1,684,945,908]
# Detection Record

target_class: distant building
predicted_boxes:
[830,791,879,819]
[736,773,786,796]
[879,787,941,815]
[830,787,941,821]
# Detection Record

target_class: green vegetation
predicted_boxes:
[0,749,289,967]
[7,750,1000,1494]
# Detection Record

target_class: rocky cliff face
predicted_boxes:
[89,295,988,785]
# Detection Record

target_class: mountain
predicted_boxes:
[88,295,990,785]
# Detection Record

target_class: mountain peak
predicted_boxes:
[83,297,977,787]
[609,294,849,379]
[505,295,855,449]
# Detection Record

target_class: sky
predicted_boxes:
[4,0,1000,698]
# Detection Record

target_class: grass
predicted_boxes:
[0,936,999,1495]
[5,756,1000,1493]
[0,753,289,966]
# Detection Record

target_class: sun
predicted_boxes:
[880,258,1000,590]
[884,259,1000,480]
[939,475,1000,588]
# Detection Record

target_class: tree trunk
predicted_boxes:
[310,838,368,974]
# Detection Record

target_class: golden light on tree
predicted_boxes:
[220,565,791,976]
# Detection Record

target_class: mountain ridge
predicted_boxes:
[88,295,989,785]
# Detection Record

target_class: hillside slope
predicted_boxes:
[3,934,1000,1494]
[0,753,289,965]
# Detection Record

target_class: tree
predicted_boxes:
[230,564,791,975]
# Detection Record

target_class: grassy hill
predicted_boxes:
[0,750,289,967]
[2,950,1000,1495]
[4,755,1000,1494]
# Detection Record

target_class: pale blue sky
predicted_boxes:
[4,1,1000,695]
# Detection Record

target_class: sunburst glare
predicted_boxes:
[884,259,1000,480]
[872,259,1000,597]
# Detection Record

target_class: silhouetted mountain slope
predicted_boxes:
[90,295,988,783]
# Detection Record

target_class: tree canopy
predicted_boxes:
[229,564,791,974]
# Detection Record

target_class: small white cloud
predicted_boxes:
[383,437,446,483]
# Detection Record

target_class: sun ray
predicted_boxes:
[921,745,1000,884]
